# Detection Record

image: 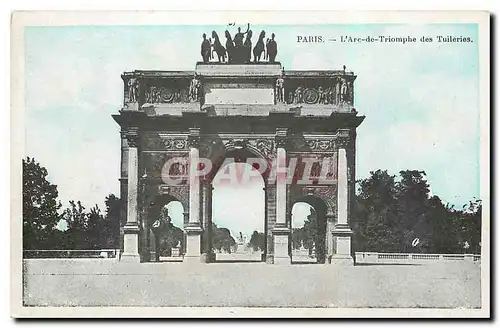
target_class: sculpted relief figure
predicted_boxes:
[340,77,349,104]
[127,78,139,102]
[326,86,335,104]
[146,85,161,103]
[189,77,201,102]
[317,86,325,104]
[293,86,304,104]
[275,77,285,104]
[286,80,352,105]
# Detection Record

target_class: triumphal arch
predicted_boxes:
[113,28,364,265]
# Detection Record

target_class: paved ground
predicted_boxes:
[23,259,481,308]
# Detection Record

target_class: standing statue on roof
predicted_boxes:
[267,33,278,63]
[200,33,211,63]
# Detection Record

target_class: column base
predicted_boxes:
[183,255,205,264]
[331,224,352,265]
[121,223,141,263]
[184,225,203,263]
[272,226,291,265]
[200,252,216,263]
[274,255,292,265]
[121,253,141,263]
[329,255,354,266]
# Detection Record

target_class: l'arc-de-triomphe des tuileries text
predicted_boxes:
[113,27,365,265]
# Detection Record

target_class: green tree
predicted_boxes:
[248,230,265,251]
[85,205,105,249]
[158,225,184,256]
[103,194,121,248]
[354,169,481,254]
[353,169,399,252]
[302,208,317,254]
[291,227,304,250]
[23,157,62,249]
[427,196,459,253]
[395,170,432,252]
[211,223,236,253]
[454,199,482,254]
[62,200,88,249]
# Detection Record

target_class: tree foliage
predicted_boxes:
[292,208,318,254]
[211,223,236,253]
[23,157,482,256]
[23,157,62,249]
[248,230,265,251]
[158,225,184,256]
[353,170,482,254]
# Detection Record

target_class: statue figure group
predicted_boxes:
[200,24,278,64]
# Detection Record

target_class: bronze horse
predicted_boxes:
[211,31,227,62]
[243,30,253,63]
[253,30,266,63]
[224,30,235,63]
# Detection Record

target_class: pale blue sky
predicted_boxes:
[25,23,479,237]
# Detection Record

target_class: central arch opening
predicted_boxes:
[211,151,266,263]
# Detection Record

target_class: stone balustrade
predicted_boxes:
[23,249,121,260]
[355,252,481,265]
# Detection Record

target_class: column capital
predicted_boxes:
[124,127,140,148]
[188,127,201,148]
[275,127,288,148]
[336,128,351,149]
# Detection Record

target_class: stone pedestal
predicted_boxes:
[331,224,353,265]
[184,225,203,263]
[272,226,291,265]
[122,224,140,262]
